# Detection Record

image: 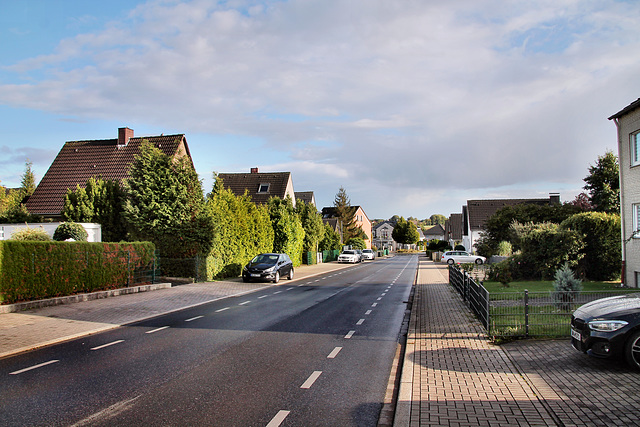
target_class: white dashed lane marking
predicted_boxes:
[146,326,169,334]
[90,340,125,350]
[344,330,355,339]
[10,360,59,375]
[300,371,322,389]
[266,410,290,427]
[327,347,342,359]
[185,316,203,322]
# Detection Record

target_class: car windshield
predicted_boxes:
[342,250,356,255]
[363,250,372,253]
[252,254,278,264]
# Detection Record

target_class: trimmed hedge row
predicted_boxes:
[0,241,155,304]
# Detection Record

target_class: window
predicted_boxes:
[257,183,270,193]
[634,204,640,237]
[632,132,640,166]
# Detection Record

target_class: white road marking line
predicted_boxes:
[327,347,342,359]
[365,310,372,315]
[258,295,268,299]
[10,360,59,375]
[185,316,203,322]
[90,340,125,350]
[273,291,282,294]
[286,287,294,290]
[266,410,290,427]
[301,371,322,389]
[344,330,355,339]
[239,301,250,305]
[381,293,387,296]
[372,303,378,307]
[377,297,382,301]
[356,319,365,325]
[146,326,170,334]
[215,307,230,312]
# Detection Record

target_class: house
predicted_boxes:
[446,213,464,246]
[462,194,561,252]
[295,191,315,207]
[218,168,296,207]
[609,98,640,287]
[373,221,396,251]
[423,224,445,241]
[25,127,192,220]
[321,206,373,249]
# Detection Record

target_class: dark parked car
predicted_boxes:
[571,293,640,370]
[242,253,294,283]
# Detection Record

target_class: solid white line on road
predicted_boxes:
[90,340,125,350]
[356,319,365,325]
[372,303,378,307]
[301,371,322,389]
[215,307,230,312]
[239,301,251,305]
[146,326,170,334]
[266,410,290,427]
[344,330,355,339]
[365,310,372,315]
[10,359,59,375]
[327,347,342,358]
[258,295,268,299]
[185,316,204,322]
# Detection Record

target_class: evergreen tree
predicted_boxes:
[20,160,36,201]
[319,223,342,251]
[268,196,305,265]
[123,141,213,257]
[333,186,358,241]
[552,264,583,311]
[296,200,325,253]
[583,151,620,214]
[392,216,420,245]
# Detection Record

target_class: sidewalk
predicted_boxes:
[394,257,558,426]
[0,261,354,359]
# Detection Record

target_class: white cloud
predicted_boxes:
[1,0,640,218]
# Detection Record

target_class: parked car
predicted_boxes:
[441,251,486,265]
[242,253,294,283]
[361,249,376,261]
[338,250,360,263]
[571,293,640,370]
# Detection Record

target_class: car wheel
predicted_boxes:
[625,330,640,370]
[447,259,455,265]
[288,268,294,280]
[273,271,280,284]
[243,275,250,283]
[475,259,483,265]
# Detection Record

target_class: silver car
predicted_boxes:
[441,250,486,265]
[361,249,376,260]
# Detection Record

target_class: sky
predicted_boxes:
[1,0,640,220]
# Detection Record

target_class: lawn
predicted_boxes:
[483,280,631,293]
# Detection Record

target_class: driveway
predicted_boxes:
[502,339,639,426]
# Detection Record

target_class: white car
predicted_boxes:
[338,250,360,263]
[361,249,376,260]
[441,251,486,265]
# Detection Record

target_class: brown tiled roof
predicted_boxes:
[424,224,445,236]
[295,191,315,206]
[448,213,463,240]
[609,98,640,120]
[321,206,361,219]
[217,172,292,205]
[26,133,190,216]
[466,198,552,231]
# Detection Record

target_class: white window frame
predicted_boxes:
[633,203,640,237]
[257,183,270,194]
[632,131,640,167]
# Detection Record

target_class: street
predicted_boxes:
[0,255,417,426]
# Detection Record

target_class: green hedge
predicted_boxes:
[0,241,155,304]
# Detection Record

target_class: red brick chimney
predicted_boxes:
[118,127,134,146]
[251,167,259,173]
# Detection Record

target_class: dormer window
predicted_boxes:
[258,183,270,193]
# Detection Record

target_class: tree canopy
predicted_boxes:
[583,150,620,214]
[392,216,420,245]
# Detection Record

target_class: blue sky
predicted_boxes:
[2,0,640,219]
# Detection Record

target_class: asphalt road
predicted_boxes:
[0,255,417,426]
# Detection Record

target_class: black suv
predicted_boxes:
[242,253,294,283]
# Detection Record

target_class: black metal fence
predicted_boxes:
[448,265,637,339]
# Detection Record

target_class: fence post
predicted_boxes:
[524,289,529,337]
[127,250,131,287]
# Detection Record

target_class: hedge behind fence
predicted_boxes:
[0,241,155,304]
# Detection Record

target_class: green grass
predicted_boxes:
[483,280,630,293]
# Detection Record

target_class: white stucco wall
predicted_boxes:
[0,223,102,242]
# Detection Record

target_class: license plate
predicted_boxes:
[571,328,581,341]
[251,273,261,278]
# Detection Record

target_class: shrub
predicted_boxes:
[488,260,513,287]
[53,222,88,241]
[552,264,583,311]
[496,241,513,257]
[454,244,466,251]
[10,226,51,241]
[345,237,366,250]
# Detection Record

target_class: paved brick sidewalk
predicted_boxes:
[395,259,557,426]
[0,261,354,359]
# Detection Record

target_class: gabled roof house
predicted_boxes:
[25,127,192,219]
[217,168,296,207]
[295,191,316,207]
[463,194,560,252]
[322,205,373,249]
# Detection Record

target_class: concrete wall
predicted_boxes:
[0,223,102,242]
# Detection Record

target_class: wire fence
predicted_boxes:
[449,265,637,339]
